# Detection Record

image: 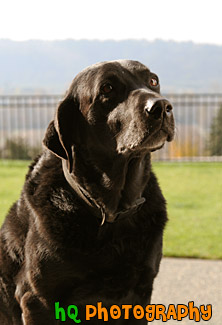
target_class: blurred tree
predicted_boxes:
[208,105,222,155]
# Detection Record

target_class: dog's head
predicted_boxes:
[43,60,175,172]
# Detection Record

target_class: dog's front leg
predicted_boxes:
[20,292,55,325]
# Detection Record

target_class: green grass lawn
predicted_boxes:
[0,160,29,222]
[152,162,222,260]
[0,160,221,259]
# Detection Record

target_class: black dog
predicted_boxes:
[0,60,174,324]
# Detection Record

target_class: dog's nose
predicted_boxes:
[145,98,173,119]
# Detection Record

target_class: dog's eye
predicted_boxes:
[101,83,113,94]
[150,77,158,87]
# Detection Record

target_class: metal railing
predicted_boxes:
[0,94,222,161]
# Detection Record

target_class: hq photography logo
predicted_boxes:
[55,301,212,323]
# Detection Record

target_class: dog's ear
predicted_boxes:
[43,95,78,173]
[43,120,67,159]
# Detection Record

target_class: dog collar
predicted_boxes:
[108,197,146,224]
[62,160,146,226]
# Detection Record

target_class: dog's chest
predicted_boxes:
[59,225,153,303]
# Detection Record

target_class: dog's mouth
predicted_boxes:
[119,126,174,154]
[145,129,168,151]
[162,127,175,143]
[141,125,174,152]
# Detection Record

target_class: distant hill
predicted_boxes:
[0,39,222,94]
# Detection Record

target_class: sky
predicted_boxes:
[0,0,222,45]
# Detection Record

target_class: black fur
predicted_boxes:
[0,60,174,324]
